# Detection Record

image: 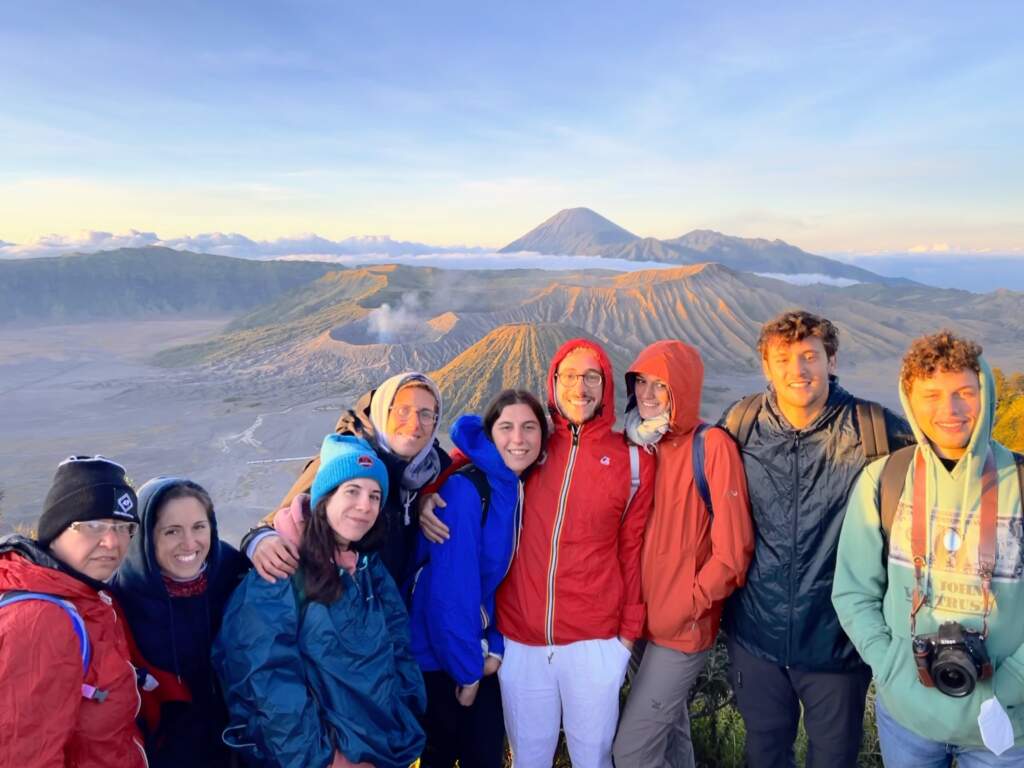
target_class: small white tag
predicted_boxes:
[978,697,1015,756]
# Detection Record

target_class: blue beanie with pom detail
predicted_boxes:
[310,435,389,509]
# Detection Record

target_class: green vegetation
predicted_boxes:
[994,367,1024,451]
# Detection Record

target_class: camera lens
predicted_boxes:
[933,657,976,697]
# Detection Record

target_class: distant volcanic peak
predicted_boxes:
[499,207,638,254]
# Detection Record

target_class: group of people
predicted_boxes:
[1,308,1022,768]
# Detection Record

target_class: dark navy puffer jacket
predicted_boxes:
[720,380,913,671]
[110,477,248,767]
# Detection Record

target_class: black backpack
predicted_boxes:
[723,392,892,465]
[877,446,1024,540]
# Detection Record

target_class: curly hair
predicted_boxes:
[900,330,983,394]
[757,310,839,360]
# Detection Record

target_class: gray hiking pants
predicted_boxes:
[613,642,710,768]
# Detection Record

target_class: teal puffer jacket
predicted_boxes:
[212,555,426,768]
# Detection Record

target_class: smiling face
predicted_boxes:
[634,373,671,420]
[154,496,212,581]
[909,368,981,460]
[490,403,543,475]
[49,519,131,580]
[325,478,382,548]
[385,384,438,459]
[554,348,604,425]
[761,336,836,428]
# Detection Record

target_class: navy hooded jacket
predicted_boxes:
[719,381,913,671]
[110,477,247,767]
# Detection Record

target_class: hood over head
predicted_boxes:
[368,371,443,471]
[626,340,704,435]
[113,476,225,601]
[546,338,616,432]
[899,354,995,474]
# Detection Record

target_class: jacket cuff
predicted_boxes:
[618,602,646,640]
[995,657,1024,709]
[243,527,276,561]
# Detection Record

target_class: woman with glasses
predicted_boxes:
[111,477,247,767]
[0,455,149,768]
[244,371,451,588]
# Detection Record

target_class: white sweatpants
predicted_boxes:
[498,637,632,768]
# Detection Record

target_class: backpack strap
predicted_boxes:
[856,400,891,463]
[724,393,762,447]
[1015,452,1024,514]
[0,591,101,700]
[454,465,492,528]
[878,445,916,540]
[692,423,714,520]
[625,443,641,516]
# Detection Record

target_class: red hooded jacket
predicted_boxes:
[0,537,148,768]
[496,339,656,645]
[627,341,754,653]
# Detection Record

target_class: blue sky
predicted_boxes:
[2,1,1021,253]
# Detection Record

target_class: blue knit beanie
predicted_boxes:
[310,435,389,509]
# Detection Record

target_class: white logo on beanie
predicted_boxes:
[115,492,135,517]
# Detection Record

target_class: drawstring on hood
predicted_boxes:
[899,355,997,602]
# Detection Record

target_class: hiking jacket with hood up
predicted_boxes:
[833,356,1024,747]
[627,341,754,654]
[720,379,913,671]
[243,376,451,584]
[110,477,248,767]
[496,338,656,646]
[408,413,525,686]
[0,534,147,768]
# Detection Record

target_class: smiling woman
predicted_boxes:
[110,477,248,768]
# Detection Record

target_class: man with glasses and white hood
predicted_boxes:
[243,371,451,586]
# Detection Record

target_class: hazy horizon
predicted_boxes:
[3,2,1022,254]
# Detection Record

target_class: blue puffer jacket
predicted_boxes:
[408,414,524,685]
[110,477,247,768]
[212,555,426,768]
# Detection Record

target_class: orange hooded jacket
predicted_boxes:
[496,339,656,646]
[627,340,754,653]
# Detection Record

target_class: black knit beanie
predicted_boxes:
[36,455,139,546]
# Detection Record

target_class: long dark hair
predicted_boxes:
[483,389,550,451]
[299,486,387,604]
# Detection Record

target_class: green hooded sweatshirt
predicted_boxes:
[832,356,1024,747]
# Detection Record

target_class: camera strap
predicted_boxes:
[910,447,998,637]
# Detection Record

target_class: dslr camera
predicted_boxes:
[913,621,992,697]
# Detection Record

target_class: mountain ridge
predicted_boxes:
[501,208,904,285]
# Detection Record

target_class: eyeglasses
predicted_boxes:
[556,371,603,388]
[68,520,138,538]
[389,405,438,426]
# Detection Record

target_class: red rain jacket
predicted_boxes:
[0,539,147,768]
[627,341,754,653]
[497,339,655,645]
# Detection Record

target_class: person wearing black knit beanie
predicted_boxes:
[0,453,147,768]
[37,455,140,581]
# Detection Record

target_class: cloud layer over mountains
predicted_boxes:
[0,230,486,260]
